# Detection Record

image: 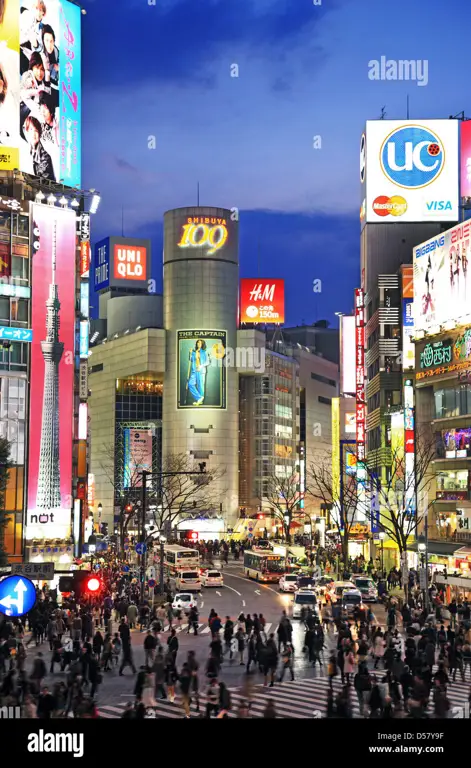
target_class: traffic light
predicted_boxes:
[125,504,133,513]
[257,514,264,520]
[84,575,102,594]
[189,531,199,542]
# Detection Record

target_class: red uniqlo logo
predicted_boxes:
[114,245,147,280]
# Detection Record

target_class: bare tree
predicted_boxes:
[100,445,225,551]
[308,450,364,566]
[366,427,436,561]
[261,470,304,544]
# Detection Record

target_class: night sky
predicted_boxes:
[82,0,470,327]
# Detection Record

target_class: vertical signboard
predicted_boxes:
[332,398,340,507]
[27,204,76,540]
[340,315,356,395]
[355,288,367,521]
[404,378,415,515]
[59,0,81,187]
[0,0,81,185]
[402,265,415,370]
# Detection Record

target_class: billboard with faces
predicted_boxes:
[0,0,81,186]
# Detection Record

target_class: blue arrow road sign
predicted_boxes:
[0,575,37,617]
[0,326,33,342]
[135,542,147,555]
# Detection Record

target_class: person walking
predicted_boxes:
[143,630,157,668]
[179,662,193,718]
[205,678,219,718]
[187,650,200,713]
[373,632,386,670]
[167,629,179,665]
[278,642,294,683]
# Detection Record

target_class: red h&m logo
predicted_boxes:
[113,245,147,280]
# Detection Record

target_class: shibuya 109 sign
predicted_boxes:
[177,216,228,255]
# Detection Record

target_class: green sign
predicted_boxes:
[420,340,452,369]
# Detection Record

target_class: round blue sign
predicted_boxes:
[122,565,130,573]
[0,575,37,617]
[148,578,156,588]
[135,542,147,555]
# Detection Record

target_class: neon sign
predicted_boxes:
[178,217,228,255]
[420,340,452,369]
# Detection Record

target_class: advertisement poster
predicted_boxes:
[461,121,471,199]
[414,220,471,334]
[123,428,153,488]
[364,120,459,223]
[27,204,76,540]
[177,330,227,409]
[0,0,81,186]
[240,279,285,324]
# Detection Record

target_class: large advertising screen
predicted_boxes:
[26,203,76,540]
[414,220,471,335]
[123,428,153,488]
[177,330,227,409]
[0,0,81,186]
[239,279,284,324]
[363,120,459,223]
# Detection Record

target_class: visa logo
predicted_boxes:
[415,236,445,257]
[426,201,452,211]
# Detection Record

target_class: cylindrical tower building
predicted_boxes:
[163,207,239,525]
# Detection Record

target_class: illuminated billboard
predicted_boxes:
[414,221,471,335]
[416,327,471,380]
[123,428,153,488]
[177,330,227,409]
[0,0,81,186]
[362,120,459,224]
[27,204,76,540]
[93,236,151,292]
[402,267,415,371]
[240,279,284,324]
[340,315,355,395]
[461,121,471,199]
[332,397,340,506]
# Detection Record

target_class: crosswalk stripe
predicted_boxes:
[97,671,471,719]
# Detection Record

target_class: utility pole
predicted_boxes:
[140,470,149,602]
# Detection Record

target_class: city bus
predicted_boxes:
[244,550,286,583]
[163,545,200,574]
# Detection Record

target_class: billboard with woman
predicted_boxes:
[177,330,227,409]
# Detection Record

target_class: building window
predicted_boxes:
[311,372,336,387]
[436,470,468,492]
[434,385,471,419]
[89,363,104,374]
[318,395,331,405]
[275,423,292,438]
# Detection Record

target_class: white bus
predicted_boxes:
[163,544,200,574]
[244,550,286,583]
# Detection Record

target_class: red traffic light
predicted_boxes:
[190,531,199,541]
[257,514,264,520]
[85,576,102,593]
[125,504,133,513]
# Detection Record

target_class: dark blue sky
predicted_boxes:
[82,0,470,327]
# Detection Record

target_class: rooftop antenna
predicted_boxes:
[380,106,386,120]
[197,182,200,206]
[406,94,410,119]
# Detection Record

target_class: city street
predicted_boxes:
[18,562,471,719]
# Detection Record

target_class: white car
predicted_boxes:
[175,570,202,592]
[279,574,299,593]
[352,576,378,602]
[292,589,319,619]
[201,569,224,588]
[172,593,198,614]
[341,588,363,614]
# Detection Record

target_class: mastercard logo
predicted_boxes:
[373,195,407,217]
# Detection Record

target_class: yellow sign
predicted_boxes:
[178,217,228,255]
[332,398,340,504]
[350,523,369,536]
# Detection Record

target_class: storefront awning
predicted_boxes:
[409,539,462,557]
[454,546,471,557]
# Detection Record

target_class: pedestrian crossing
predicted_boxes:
[138,622,274,635]
[97,673,471,719]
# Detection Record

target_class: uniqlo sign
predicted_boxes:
[114,244,147,281]
[240,279,285,324]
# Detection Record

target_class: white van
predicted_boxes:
[175,570,201,592]
[292,589,318,619]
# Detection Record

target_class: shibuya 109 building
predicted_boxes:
[88,205,339,542]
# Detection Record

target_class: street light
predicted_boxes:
[156,533,167,595]
[379,532,386,574]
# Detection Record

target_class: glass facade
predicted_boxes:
[434,385,471,420]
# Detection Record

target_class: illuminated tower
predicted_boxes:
[36,218,63,510]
